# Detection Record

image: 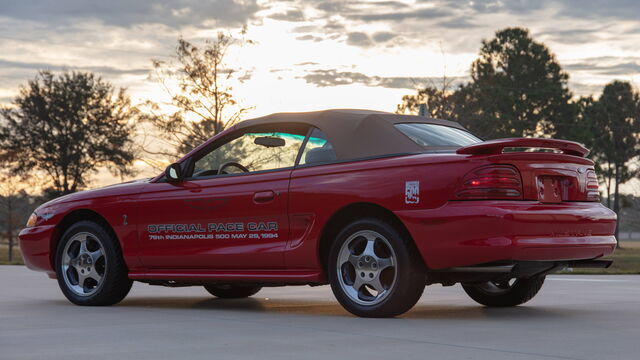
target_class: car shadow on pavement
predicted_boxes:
[404,304,570,320]
[119,296,348,316]
[114,296,582,320]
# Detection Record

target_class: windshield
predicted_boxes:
[394,123,481,148]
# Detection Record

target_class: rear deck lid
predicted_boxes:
[457,138,598,202]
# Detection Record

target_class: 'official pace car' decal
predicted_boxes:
[147,222,279,240]
[405,181,420,204]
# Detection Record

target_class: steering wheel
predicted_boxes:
[218,161,250,175]
[193,169,218,177]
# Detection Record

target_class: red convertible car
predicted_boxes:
[19,109,616,317]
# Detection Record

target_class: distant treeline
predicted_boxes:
[0,27,638,261]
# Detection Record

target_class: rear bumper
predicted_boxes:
[395,201,617,269]
[18,225,56,277]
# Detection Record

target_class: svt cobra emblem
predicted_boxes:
[405,181,420,204]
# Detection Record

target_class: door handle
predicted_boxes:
[253,191,275,203]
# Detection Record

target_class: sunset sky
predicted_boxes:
[1,0,639,190]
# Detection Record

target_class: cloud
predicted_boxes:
[536,28,605,44]
[565,57,640,76]
[294,62,319,66]
[372,32,397,43]
[465,0,546,14]
[300,69,465,89]
[0,59,149,75]
[267,9,306,22]
[0,58,149,76]
[568,82,607,96]
[555,0,640,20]
[346,32,372,47]
[436,17,479,29]
[313,1,350,13]
[311,0,409,15]
[0,0,261,28]
[296,34,323,42]
[349,7,452,21]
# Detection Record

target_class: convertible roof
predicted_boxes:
[232,109,468,161]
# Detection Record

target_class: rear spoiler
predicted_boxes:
[456,138,589,157]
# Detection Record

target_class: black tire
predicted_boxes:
[55,221,132,306]
[204,284,262,298]
[328,218,425,318]
[462,276,545,307]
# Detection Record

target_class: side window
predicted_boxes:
[192,131,306,178]
[299,128,337,166]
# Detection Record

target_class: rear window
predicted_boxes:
[394,123,481,147]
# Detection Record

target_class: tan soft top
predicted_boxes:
[231,109,468,160]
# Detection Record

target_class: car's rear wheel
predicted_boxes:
[328,218,425,317]
[462,276,545,307]
[204,284,262,298]
[55,221,132,306]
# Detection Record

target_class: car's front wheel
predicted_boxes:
[204,284,262,298]
[328,218,425,317]
[462,276,545,307]
[55,221,132,306]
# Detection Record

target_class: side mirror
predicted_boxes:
[165,163,183,183]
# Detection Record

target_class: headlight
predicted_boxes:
[26,213,38,227]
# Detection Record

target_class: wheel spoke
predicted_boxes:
[347,254,359,268]
[363,239,376,257]
[352,275,364,292]
[64,265,77,284]
[90,249,104,264]
[69,258,82,273]
[62,250,72,264]
[79,240,88,254]
[369,277,386,293]
[88,271,102,283]
[377,257,393,271]
[77,272,88,290]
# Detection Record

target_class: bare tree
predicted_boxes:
[396,43,461,120]
[143,30,254,160]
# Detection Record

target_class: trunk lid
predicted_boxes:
[457,138,598,202]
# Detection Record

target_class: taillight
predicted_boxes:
[453,165,523,200]
[585,169,600,201]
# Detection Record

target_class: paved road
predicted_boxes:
[1,266,639,360]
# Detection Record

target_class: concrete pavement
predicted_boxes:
[1,266,639,360]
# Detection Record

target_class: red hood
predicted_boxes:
[39,177,152,208]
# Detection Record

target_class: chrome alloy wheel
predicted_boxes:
[61,232,107,297]
[336,230,397,306]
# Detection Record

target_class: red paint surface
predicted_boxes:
[19,135,617,283]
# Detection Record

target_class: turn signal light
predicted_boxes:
[26,213,37,227]
[454,165,523,200]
